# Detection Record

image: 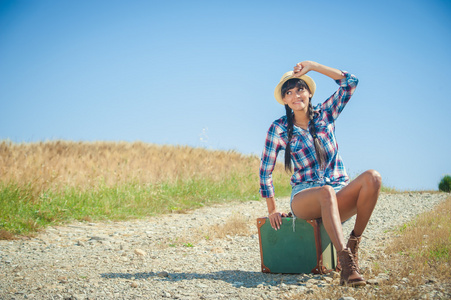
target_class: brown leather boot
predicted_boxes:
[347,230,362,272]
[337,248,366,287]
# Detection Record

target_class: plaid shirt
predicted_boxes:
[259,71,359,198]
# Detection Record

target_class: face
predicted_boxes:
[282,86,312,112]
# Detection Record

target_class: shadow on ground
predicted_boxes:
[100,270,301,288]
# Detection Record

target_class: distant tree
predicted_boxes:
[438,175,451,192]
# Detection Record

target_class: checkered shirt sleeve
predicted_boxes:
[259,121,286,198]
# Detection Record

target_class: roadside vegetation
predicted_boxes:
[292,196,451,299]
[0,140,292,237]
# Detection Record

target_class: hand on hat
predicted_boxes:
[293,61,318,77]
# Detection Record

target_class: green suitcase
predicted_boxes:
[257,217,337,274]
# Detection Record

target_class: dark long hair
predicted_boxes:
[281,78,327,172]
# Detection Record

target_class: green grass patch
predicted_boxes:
[0,171,292,237]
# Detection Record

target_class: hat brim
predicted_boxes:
[274,72,316,105]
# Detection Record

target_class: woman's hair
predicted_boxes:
[281,78,327,172]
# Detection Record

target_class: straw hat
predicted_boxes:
[274,71,316,105]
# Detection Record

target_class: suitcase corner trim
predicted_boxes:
[257,217,268,272]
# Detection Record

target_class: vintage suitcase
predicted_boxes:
[257,217,337,274]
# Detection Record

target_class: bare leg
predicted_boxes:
[336,170,382,236]
[291,170,381,286]
[291,170,381,247]
[291,185,346,251]
[337,169,381,274]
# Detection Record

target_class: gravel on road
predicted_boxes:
[0,192,448,299]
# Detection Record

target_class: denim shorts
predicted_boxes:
[290,182,346,215]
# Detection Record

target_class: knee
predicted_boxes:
[318,185,337,206]
[364,169,382,191]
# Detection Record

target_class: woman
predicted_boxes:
[259,61,381,286]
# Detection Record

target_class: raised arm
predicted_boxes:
[293,61,345,81]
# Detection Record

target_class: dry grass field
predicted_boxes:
[1,140,259,192]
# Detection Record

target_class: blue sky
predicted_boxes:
[1,0,450,191]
